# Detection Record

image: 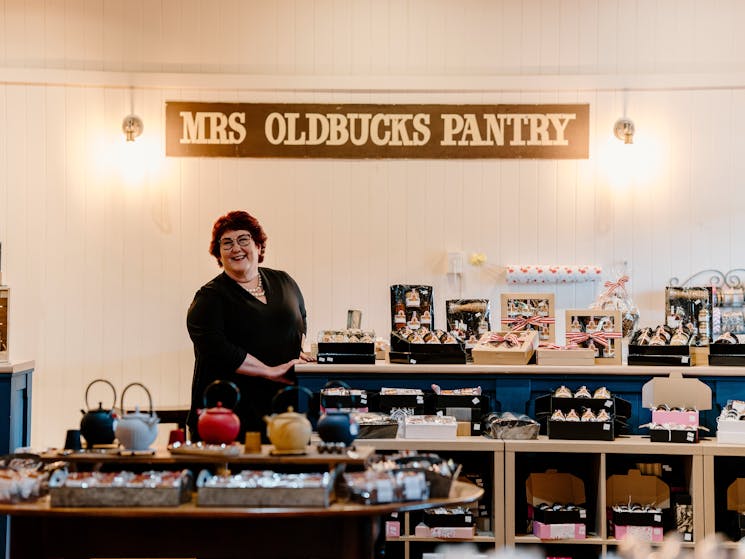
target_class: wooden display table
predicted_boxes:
[0,481,482,559]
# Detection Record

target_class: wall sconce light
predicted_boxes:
[122,115,143,142]
[613,117,635,145]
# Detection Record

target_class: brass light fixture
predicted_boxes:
[613,117,635,145]
[122,115,144,142]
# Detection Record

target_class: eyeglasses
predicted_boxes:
[220,234,252,250]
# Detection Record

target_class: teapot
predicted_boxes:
[80,379,118,448]
[263,386,313,453]
[197,380,241,445]
[115,382,160,451]
[317,410,359,446]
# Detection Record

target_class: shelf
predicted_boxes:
[390,534,496,543]
[514,535,604,545]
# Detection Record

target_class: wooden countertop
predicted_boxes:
[40,444,375,467]
[0,360,35,374]
[0,480,483,519]
[296,360,745,376]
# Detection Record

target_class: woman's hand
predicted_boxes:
[236,353,301,384]
[299,351,315,363]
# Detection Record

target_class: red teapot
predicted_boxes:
[197,380,241,444]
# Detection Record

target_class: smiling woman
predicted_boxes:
[186,210,315,442]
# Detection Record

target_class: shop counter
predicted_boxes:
[0,480,482,559]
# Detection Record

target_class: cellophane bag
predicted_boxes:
[591,274,640,337]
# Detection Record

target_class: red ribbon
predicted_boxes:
[481,332,521,347]
[501,315,556,331]
[539,342,581,350]
[565,331,622,349]
[602,275,629,298]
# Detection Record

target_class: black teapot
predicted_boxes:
[80,379,117,448]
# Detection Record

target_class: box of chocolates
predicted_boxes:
[317,329,376,364]
[628,325,696,366]
[534,384,631,441]
[708,332,745,366]
[565,310,622,365]
[606,469,670,542]
[388,328,466,364]
[471,330,538,365]
[641,372,711,443]
[501,292,556,344]
[526,470,587,539]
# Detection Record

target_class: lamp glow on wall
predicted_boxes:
[598,115,661,190]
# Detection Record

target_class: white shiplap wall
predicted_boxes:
[1,0,745,448]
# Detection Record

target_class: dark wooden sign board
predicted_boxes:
[166,102,589,159]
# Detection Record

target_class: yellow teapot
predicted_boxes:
[263,386,313,453]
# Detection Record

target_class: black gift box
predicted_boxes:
[547,420,614,441]
[317,342,376,364]
[422,508,475,528]
[434,394,490,436]
[389,335,467,364]
[609,509,664,528]
[708,343,745,366]
[532,506,587,525]
[320,390,370,411]
[377,393,428,415]
[649,429,699,443]
[628,344,693,366]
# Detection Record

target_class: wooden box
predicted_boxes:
[535,347,595,366]
[565,309,622,365]
[500,292,556,344]
[471,330,538,365]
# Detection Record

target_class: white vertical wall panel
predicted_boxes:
[0,0,745,447]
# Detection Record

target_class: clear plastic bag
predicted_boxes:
[591,275,640,338]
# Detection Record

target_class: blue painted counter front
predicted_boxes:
[296,363,744,435]
[0,361,34,559]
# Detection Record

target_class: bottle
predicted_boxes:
[698,307,710,344]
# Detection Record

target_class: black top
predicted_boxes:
[186,268,307,439]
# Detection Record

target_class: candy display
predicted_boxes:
[500,292,555,344]
[49,469,192,507]
[590,275,639,338]
[446,299,490,345]
[197,469,334,507]
[665,286,713,343]
[565,310,622,364]
[0,455,48,504]
[343,469,428,505]
[390,284,433,332]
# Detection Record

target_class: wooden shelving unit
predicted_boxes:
[504,436,705,558]
[363,437,504,559]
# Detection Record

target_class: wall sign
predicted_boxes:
[165,102,589,159]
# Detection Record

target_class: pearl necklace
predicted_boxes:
[240,274,265,298]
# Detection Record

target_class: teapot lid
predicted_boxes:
[206,401,234,414]
[121,405,151,419]
[275,406,308,420]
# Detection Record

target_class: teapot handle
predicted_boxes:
[323,379,350,391]
[84,379,117,411]
[120,382,154,416]
[203,380,241,410]
[271,385,314,413]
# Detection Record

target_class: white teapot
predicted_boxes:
[115,382,160,451]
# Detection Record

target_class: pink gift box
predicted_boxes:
[614,524,664,542]
[532,520,586,540]
[652,409,699,427]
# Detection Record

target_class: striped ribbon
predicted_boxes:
[565,331,622,349]
[602,275,629,298]
[539,342,581,350]
[501,315,556,331]
[481,332,521,347]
